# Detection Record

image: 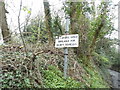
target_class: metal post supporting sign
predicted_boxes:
[64,16,69,79]
[55,16,79,79]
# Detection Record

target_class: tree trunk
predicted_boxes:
[43,1,53,44]
[88,2,108,55]
[69,2,89,58]
[0,1,11,43]
[69,2,77,34]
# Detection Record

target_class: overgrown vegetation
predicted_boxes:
[0,0,119,89]
[0,45,110,88]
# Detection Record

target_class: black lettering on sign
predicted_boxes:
[71,36,78,38]
[70,40,75,42]
[71,36,76,38]
[58,40,63,43]
[65,44,68,46]
[64,40,69,42]
[59,44,64,46]
[63,36,69,39]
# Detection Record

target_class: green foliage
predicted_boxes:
[23,15,63,43]
[96,38,120,68]
[1,70,31,88]
[84,66,109,88]
[52,15,63,37]
[88,1,114,45]
[63,2,91,16]
[108,48,120,65]
[22,6,31,14]
[1,1,117,88]
[42,65,82,88]
[23,16,48,43]
[93,52,111,68]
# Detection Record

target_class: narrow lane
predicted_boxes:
[108,69,120,88]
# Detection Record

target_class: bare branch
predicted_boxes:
[18,0,27,56]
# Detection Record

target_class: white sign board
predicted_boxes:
[55,34,79,48]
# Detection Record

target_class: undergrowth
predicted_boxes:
[0,45,110,88]
[42,65,84,88]
[1,71,31,88]
[78,57,110,88]
[84,66,109,88]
